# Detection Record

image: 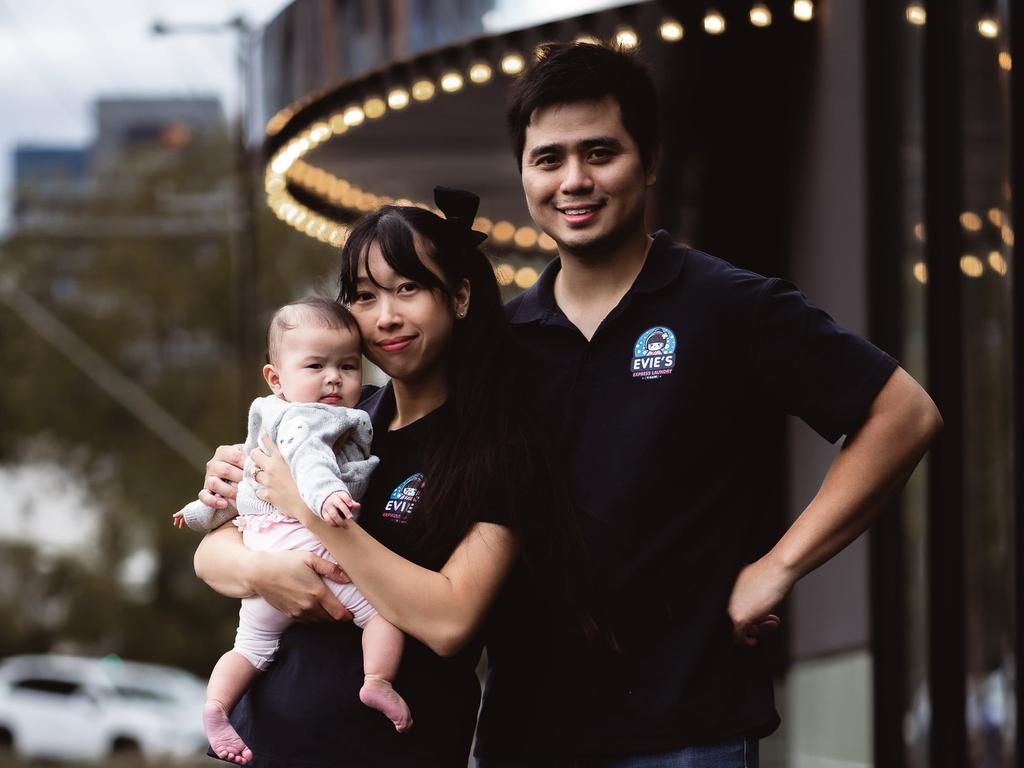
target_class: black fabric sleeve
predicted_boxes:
[751,279,899,443]
[473,468,516,528]
[357,383,382,406]
[475,505,513,527]
[474,418,548,531]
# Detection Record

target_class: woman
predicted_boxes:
[193,188,592,767]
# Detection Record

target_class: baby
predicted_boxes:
[174,297,411,765]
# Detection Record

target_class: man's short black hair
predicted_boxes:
[505,42,660,172]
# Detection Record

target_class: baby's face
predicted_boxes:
[270,324,363,407]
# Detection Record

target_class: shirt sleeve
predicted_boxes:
[469,465,515,529]
[474,415,557,533]
[751,278,898,443]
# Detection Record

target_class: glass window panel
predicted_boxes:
[900,6,930,765]
[961,1,1016,765]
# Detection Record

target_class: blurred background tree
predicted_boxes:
[0,99,339,676]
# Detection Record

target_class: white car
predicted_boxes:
[0,654,208,762]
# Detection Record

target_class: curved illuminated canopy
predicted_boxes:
[262,0,819,261]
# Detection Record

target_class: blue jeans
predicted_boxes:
[477,737,758,768]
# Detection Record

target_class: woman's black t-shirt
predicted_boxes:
[226,385,508,767]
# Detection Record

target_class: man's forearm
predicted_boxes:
[770,366,941,580]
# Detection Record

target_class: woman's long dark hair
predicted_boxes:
[339,201,606,642]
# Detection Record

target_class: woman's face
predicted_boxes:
[348,239,468,386]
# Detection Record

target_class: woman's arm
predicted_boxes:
[192,523,253,598]
[251,436,519,657]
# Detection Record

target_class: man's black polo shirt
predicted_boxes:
[475,230,898,759]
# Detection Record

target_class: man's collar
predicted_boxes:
[508,230,686,325]
[631,230,687,294]
[507,256,560,324]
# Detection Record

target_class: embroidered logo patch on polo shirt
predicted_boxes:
[383,473,424,524]
[631,326,677,380]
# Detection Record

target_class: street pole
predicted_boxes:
[152,16,259,418]
[231,17,261,411]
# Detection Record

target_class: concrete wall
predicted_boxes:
[764,0,874,765]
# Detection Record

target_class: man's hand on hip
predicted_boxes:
[727,554,792,647]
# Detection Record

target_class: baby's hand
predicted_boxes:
[321,491,360,528]
[172,510,186,529]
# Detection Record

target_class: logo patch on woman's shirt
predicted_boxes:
[631,326,677,379]
[383,473,424,524]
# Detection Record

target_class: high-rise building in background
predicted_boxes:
[10,97,229,239]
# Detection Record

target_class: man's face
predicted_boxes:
[520,96,655,258]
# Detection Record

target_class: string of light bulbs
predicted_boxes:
[262,1,831,259]
[909,206,1014,284]
[903,2,1012,71]
[901,2,1014,283]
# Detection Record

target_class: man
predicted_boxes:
[471,43,941,767]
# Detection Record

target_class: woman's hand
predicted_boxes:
[244,549,354,622]
[194,524,353,622]
[199,444,245,509]
[248,432,315,524]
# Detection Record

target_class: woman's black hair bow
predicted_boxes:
[434,186,488,247]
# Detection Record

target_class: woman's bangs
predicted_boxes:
[374,213,448,295]
[338,209,448,304]
[338,217,374,304]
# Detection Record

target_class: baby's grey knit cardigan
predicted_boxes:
[178,395,379,532]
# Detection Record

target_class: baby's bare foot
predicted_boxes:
[360,675,413,733]
[203,700,254,764]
